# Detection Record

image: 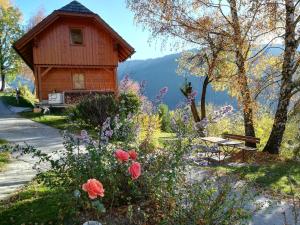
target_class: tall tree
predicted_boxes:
[126,0,269,146]
[263,0,300,154]
[178,36,227,120]
[0,5,22,91]
[0,0,10,9]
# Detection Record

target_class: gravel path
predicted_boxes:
[0,100,63,200]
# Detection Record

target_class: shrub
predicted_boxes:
[71,94,118,127]
[17,132,144,219]
[137,114,161,152]
[158,104,172,132]
[18,85,36,106]
[1,85,36,108]
[14,120,189,223]
[111,113,140,143]
[119,92,141,117]
[158,178,254,225]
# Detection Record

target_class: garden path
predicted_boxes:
[0,100,63,200]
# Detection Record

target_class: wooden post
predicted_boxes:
[40,66,53,78]
[33,65,39,100]
[114,67,119,97]
[38,66,42,102]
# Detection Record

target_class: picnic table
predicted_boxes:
[200,136,243,162]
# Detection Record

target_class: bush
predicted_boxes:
[16,133,144,220]
[158,178,254,225]
[18,85,36,106]
[158,104,172,132]
[14,120,187,223]
[119,92,141,117]
[0,85,36,108]
[137,114,161,152]
[71,94,118,127]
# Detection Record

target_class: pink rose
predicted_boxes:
[115,149,130,162]
[82,179,105,199]
[128,162,141,180]
[128,150,138,160]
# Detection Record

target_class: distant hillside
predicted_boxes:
[118,53,237,109]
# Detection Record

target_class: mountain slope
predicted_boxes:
[118,53,236,109]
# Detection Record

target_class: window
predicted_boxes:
[73,73,85,89]
[70,28,83,45]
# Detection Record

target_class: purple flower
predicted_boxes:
[182,114,189,125]
[80,130,89,141]
[160,87,168,94]
[155,86,169,104]
[194,118,209,130]
[139,80,147,95]
[104,130,113,138]
[211,105,234,122]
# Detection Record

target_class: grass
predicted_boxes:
[212,160,300,196]
[0,93,34,108]
[158,132,176,146]
[20,111,69,130]
[0,139,10,172]
[19,111,100,139]
[0,180,73,225]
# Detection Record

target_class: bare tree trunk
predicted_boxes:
[200,76,209,120]
[239,62,256,147]
[191,98,200,122]
[0,73,4,92]
[263,0,296,154]
[229,0,256,147]
[181,81,200,122]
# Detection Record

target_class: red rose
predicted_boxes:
[128,162,141,180]
[115,149,130,162]
[82,179,105,199]
[128,150,138,160]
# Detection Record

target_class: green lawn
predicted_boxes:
[0,139,10,172]
[0,180,73,225]
[20,111,69,130]
[0,93,34,108]
[20,111,99,138]
[213,160,300,196]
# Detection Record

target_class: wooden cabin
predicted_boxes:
[13,1,135,105]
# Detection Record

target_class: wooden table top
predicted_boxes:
[218,140,243,146]
[200,137,243,146]
[200,136,227,143]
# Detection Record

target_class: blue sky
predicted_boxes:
[13,0,179,60]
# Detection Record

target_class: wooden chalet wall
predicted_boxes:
[34,17,119,66]
[33,17,119,100]
[40,68,116,100]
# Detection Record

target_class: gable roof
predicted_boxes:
[57,1,95,15]
[13,1,135,69]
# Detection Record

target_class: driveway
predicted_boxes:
[0,99,63,200]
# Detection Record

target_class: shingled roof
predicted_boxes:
[57,1,95,15]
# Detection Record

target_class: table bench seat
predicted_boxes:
[223,133,260,160]
[237,146,257,151]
